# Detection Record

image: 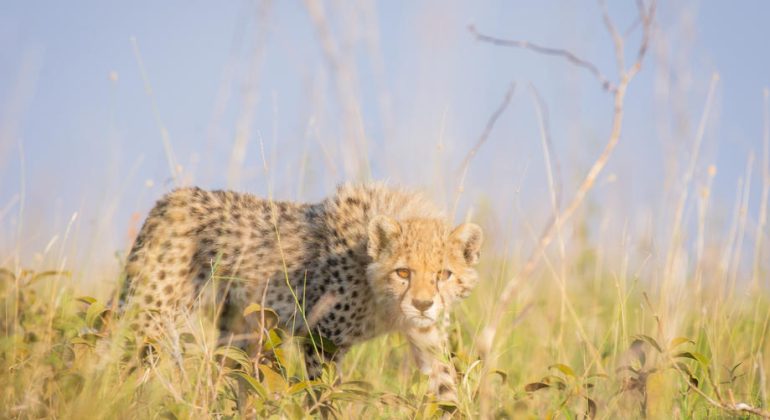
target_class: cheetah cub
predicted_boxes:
[121,183,483,401]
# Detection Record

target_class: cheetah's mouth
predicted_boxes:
[408,315,435,327]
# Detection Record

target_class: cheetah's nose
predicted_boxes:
[412,299,434,312]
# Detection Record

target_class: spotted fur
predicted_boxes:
[120,183,483,401]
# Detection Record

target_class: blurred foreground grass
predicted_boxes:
[1,238,768,419]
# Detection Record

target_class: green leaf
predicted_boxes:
[669,337,694,349]
[633,335,663,353]
[76,296,97,305]
[262,328,283,352]
[215,346,253,372]
[243,303,279,327]
[287,381,309,395]
[85,300,108,329]
[437,400,458,413]
[273,347,287,366]
[243,303,262,316]
[691,352,710,366]
[673,351,710,366]
[489,369,508,384]
[243,303,274,317]
[232,371,267,399]
[70,337,94,348]
[284,401,305,419]
[320,362,338,384]
[525,382,550,392]
[421,401,440,418]
[258,364,288,393]
[549,363,576,377]
[27,270,71,287]
[340,380,374,391]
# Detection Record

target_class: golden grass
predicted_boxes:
[1,204,769,419]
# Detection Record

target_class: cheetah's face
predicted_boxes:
[366,216,483,328]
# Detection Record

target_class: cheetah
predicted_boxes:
[120,183,483,402]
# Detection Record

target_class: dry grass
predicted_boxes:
[1,211,769,419]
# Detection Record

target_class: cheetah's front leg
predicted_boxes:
[303,342,349,380]
[406,325,457,402]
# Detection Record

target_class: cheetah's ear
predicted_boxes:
[450,223,483,266]
[368,215,401,259]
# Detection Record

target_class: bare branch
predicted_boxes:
[468,25,616,92]
[475,3,657,417]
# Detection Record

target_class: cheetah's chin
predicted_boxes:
[408,316,436,328]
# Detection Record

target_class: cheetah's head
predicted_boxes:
[366,216,483,328]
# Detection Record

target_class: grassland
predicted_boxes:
[1,202,769,419]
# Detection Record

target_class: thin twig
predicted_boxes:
[450,83,516,228]
[599,0,625,73]
[456,82,516,191]
[633,0,656,70]
[468,25,616,92]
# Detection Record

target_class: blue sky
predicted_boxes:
[1,1,768,272]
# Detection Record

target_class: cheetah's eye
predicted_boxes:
[395,268,411,279]
[437,270,452,281]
